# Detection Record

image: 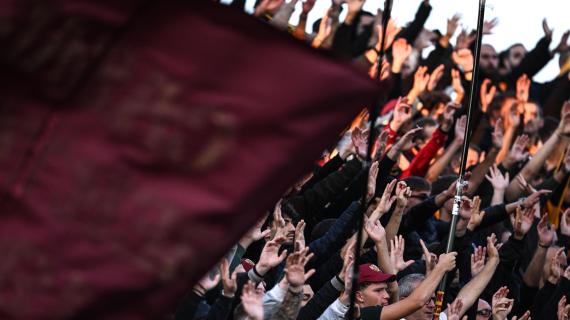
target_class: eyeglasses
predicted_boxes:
[477,309,492,317]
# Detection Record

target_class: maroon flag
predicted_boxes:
[0,0,381,318]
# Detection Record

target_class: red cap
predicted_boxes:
[358,263,395,284]
[241,258,255,272]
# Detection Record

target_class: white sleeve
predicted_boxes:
[262,283,287,319]
[317,298,349,320]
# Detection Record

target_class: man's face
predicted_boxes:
[476,299,492,320]
[406,190,430,212]
[467,147,480,168]
[405,292,435,320]
[301,285,314,307]
[357,283,390,307]
[480,45,499,74]
[284,217,296,244]
[507,45,527,70]
[523,102,538,125]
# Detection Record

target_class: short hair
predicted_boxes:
[403,176,431,193]
[398,273,425,297]
[469,143,482,155]
[431,174,458,197]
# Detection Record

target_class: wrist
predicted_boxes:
[254,264,268,277]
[193,287,206,297]
[222,289,236,298]
[288,285,303,293]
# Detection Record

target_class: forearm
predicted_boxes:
[456,258,500,316]
[522,246,547,287]
[519,131,563,180]
[495,128,516,164]
[270,287,303,320]
[376,240,399,302]
[490,189,505,206]
[467,148,499,195]
[426,139,462,182]
[385,206,404,244]
[293,15,308,40]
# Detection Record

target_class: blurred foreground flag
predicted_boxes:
[0,0,381,318]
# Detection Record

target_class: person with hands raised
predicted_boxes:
[391,38,413,74]
[251,237,288,283]
[445,234,500,319]
[480,78,497,114]
[558,296,570,320]
[241,281,265,320]
[407,67,430,103]
[485,165,509,206]
[385,181,412,244]
[389,235,415,273]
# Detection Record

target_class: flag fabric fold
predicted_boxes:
[0,0,382,318]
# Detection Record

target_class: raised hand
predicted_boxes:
[367,161,379,203]
[483,18,499,35]
[364,216,386,244]
[220,258,238,297]
[257,237,288,275]
[486,233,499,261]
[452,49,474,75]
[391,38,412,73]
[557,100,570,137]
[301,0,316,15]
[467,196,485,231]
[512,311,531,320]
[346,0,364,15]
[447,298,464,320]
[470,245,486,277]
[294,220,306,252]
[558,296,570,320]
[351,126,369,160]
[537,214,556,247]
[513,206,534,240]
[389,235,414,272]
[195,271,221,296]
[393,97,414,130]
[420,239,437,276]
[554,30,570,54]
[485,165,509,190]
[436,252,458,272]
[455,115,468,142]
[451,69,465,104]
[446,14,461,38]
[339,240,355,282]
[374,179,397,218]
[254,0,285,17]
[548,247,564,283]
[241,281,264,320]
[516,74,531,104]
[241,215,271,248]
[456,29,476,50]
[375,18,401,51]
[561,208,570,237]
[480,78,497,113]
[543,18,553,40]
[492,286,514,320]
[409,66,430,100]
[272,200,288,240]
[284,247,315,288]
[394,127,423,152]
[505,135,530,166]
[395,181,412,210]
[523,189,551,208]
[492,118,504,150]
[427,64,445,92]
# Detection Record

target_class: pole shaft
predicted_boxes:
[433,1,486,319]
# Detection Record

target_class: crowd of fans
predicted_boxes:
[179,0,570,319]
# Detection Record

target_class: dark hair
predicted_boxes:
[418,91,451,112]
[431,174,457,197]
[310,218,336,242]
[403,176,431,193]
[469,143,482,156]
[540,116,559,142]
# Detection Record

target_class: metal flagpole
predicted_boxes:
[433,0,487,319]
[347,1,393,319]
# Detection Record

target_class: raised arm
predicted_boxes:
[380,252,457,320]
[426,115,466,182]
[447,235,500,317]
[467,118,503,194]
